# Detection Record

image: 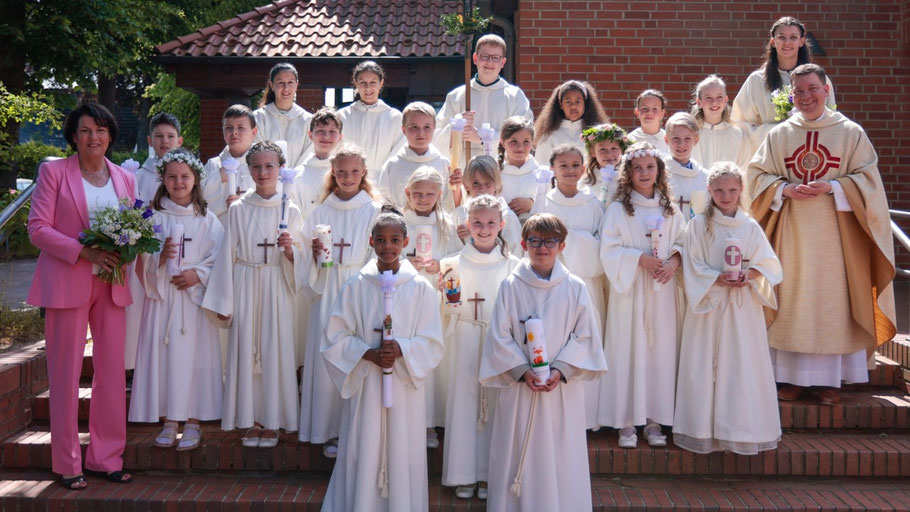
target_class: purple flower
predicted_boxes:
[153,224,163,234]
[133,199,144,209]
[142,208,154,219]
[119,234,129,244]
[78,231,86,240]
[118,203,127,212]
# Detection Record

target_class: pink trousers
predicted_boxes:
[45,276,126,476]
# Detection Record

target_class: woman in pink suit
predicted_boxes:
[27,103,135,490]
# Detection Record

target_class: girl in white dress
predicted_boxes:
[253,63,313,168]
[497,116,543,223]
[337,61,405,172]
[689,75,749,171]
[401,167,463,446]
[533,80,608,167]
[581,122,634,206]
[129,149,224,451]
[598,142,686,448]
[674,162,782,455]
[453,156,523,257]
[440,195,520,500]
[298,144,381,457]
[629,90,670,156]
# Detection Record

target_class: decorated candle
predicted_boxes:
[278,167,296,234]
[524,318,550,384]
[646,214,665,291]
[479,123,496,157]
[414,225,433,261]
[315,224,334,268]
[723,237,743,281]
[599,165,616,204]
[440,264,462,309]
[167,223,185,276]
[379,270,396,408]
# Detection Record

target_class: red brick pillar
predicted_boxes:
[199,98,229,161]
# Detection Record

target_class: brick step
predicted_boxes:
[0,471,908,511]
[879,337,910,369]
[32,386,910,432]
[5,426,910,478]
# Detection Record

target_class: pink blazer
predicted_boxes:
[27,154,136,309]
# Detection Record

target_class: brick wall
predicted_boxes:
[516,0,910,209]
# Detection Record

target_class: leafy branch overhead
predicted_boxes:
[441,7,492,36]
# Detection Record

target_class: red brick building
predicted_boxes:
[157,0,910,208]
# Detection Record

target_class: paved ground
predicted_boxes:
[0,258,36,310]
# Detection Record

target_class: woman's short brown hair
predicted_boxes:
[63,103,119,154]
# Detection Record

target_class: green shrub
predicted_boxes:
[110,150,148,167]
[0,188,38,259]
[1,141,67,181]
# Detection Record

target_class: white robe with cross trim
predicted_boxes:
[298,190,380,443]
[480,259,606,512]
[673,209,783,455]
[202,190,304,431]
[129,197,224,422]
[439,243,520,486]
[664,156,708,221]
[320,259,444,512]
[597,192,686,428]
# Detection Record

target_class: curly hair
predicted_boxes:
[371,204,408,238]
[534,80,608,144]
[614,142,676,218]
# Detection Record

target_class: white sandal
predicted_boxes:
[322,438,338,458]
[258,430,279,448]
[455,485,474,499]
[177,424,202,451]
[618,427,637,449]
[241,426,262,448]
[154,422,179,448]
[643,423,667,447]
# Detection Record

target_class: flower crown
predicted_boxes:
[581,123,634,152]
[156,149,206,182]
[622,148,662,163]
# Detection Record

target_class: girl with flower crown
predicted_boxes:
[129,148,225,452]
[597,142,686,448]
[581,123,634,205]
[533,80,609,168]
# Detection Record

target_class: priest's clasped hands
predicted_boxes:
[783,180,832,200]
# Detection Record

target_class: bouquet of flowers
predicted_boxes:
[79,198,162,284]
[771,86,795,122]
[441,7,492,36]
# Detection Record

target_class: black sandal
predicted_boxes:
[60,475,87,490]
[84,468,133,483]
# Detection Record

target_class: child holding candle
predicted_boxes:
[202,105,259,222]
[480,213,607,512]
[674,162,782,454]
[629,90,670,156]
[454,156,523,256]
[498,116,543,223]
[378,102,459,211]
[299,144,381,457]
[532,144,607,430]
[581,123,634,206]
[533,80,609,168]
[663,112,708,220]
[202,141,304,448]
[401,167,462,446]
[337,61,405,172]
[598,142,686,448]
[440,195,520,500]
[320,208,444,512]
[129,148,224,451]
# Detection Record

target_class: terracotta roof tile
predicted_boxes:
[155,0,465,58]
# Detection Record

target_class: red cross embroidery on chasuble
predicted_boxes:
[784,131,841,184]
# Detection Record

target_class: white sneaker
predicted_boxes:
[643,425,667,447]
[426,428,440,449]
[455,485,474,499]
[618,428,637,449]
[322,439,338,458]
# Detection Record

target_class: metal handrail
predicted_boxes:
[0,157,61,231]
